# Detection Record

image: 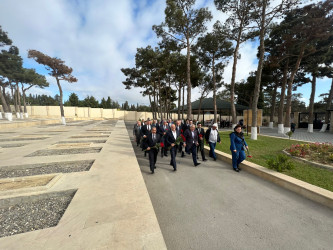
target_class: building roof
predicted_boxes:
[176,97,249,111]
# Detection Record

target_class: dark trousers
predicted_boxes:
[170,146,177,170]
[161,146,168,156]
[189,144,198,165]
[148,149,158,172]
[208,142,217,160]
[178,142,184,156]
[136,135,141,146]
[231,150,246,169]
[197,140,206,160]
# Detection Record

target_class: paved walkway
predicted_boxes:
[126,123,333,250]
[259,127,333,143]
[0,120,166,249]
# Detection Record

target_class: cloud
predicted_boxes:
[0,0,328,108]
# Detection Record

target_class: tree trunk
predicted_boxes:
[182,85,185,120]
[21,84,28,113]
[269,83,278,128]
[3,86,11,112]
[251,0,267,140]
[321,78,333,132]
[197,98,203,122]
[16,82,23,118]
[11,85,18,115]
[284,45,305,132]
[56,77,66,125]
[158,76,162,120]
[230,21,243,129]
[177,84,181,120]
[212,55,217,123]
[277,60,289,133]
[153,81,157,119]
[186,34,192,119]
[307,74,316,133]
[0,86,9,113]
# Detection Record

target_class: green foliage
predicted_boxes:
[286,131,293,139]
[267,154,294,172]
[67,93,79,106]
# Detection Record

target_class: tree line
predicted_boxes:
[122,0,333,139]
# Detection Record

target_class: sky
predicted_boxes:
[0,0,330,106]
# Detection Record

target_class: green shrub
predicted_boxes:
[267,154,294,172]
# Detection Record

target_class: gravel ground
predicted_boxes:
[0,137,48,142]
[58,140,106,144]
[70,135,109,138]
[86,129,111,132]
[26,147,102,157]
[0,160,95,178]
[0,144,26,148]
[0,190,76,238]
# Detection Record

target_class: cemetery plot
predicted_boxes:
[0,160,95,178]
[0,137,49,142]
[58,140,107,144]
[0,144,27,148]
[70,135,109,138]
[0,175,55,192]
[0,189,77,238]
[26,147,102,157]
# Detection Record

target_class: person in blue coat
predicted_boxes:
[230,124,248,172]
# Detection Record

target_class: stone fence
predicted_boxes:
[0,105,244,122]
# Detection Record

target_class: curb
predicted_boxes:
[204,146,333,209]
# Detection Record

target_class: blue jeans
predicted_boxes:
[231,150,246,169]
[208,142,217,160]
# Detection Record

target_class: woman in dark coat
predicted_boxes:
[230,124,248,172]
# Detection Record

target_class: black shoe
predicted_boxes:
[173,168,177,171]
[197,157,199,159]
[213,158,217,161]
[151,170,154,174]
[233,168,239,172]
[164,154,168,157]
[154,166,156,169]
[203,159,207,162]
[195,163,201,167]
[181,152,185,157]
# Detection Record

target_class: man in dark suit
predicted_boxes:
[141,119,152,157]
[176,120,185,157]
[152,119,160,131]
[196,122,207,161]
[184,124,200,166]
[133,120,142,147]
[166,124,179,171]
[158,120,169,157]
[144,127,161,174]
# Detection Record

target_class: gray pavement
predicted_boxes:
[126,123,333,250]
[259,127,333,143]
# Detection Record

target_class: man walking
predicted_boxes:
[158,120,169,157]
[166,124,179,171]
[205,123,221,161]
[196,122,207,161]
[184,124,200,167]
[133,120,142,147]
[144,127,161,174]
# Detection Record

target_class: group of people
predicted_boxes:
[133,118,248,174]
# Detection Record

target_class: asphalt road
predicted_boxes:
[126,123,333,250]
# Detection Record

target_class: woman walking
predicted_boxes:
[230,124,248,172]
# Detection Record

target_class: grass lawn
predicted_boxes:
[216,131,333,192]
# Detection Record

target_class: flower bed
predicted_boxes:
[288,143,333,166]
